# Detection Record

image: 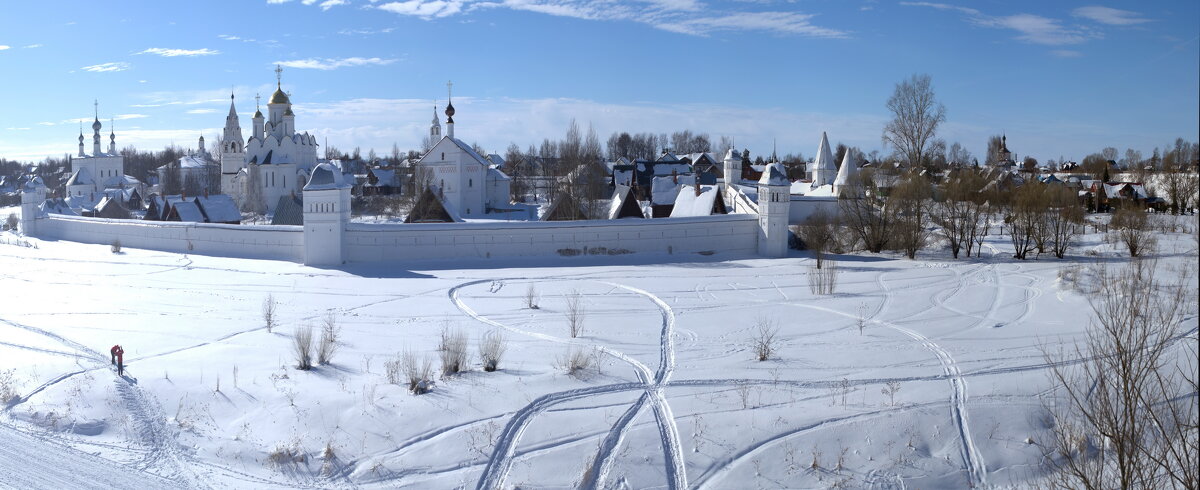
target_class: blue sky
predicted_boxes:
[0,0,1196,163]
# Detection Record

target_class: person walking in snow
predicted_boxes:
[115,345,125,376]
[110,344,120,365]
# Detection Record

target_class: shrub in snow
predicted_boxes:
[438,327,468,376]
[293,325,314,370]
[0,369,19,405]
[478,329,507,372]
[389,350,433,394]
[262,294,278,333]
[750,318,779,361]
[807,260,839,295]
[110,239,121,254]
[557,347,595,378]
[317,312,339,365]
[267,441,306,470]
[525,283,540,309]
[4,213,17,231]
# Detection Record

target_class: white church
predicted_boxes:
[221,66,320,213]
[414,85,511,218]
[64,103,143,208]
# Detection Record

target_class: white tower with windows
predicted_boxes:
[220,92,245,194]
[722,146,741,205]
[757,162,790,257]
[302,163,351,266]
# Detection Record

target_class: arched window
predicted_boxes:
[469,179,473,188]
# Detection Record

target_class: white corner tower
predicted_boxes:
[220,92,245,194]
[833,149,862,198]
[811,131,837,188]
[723,146,742,205]
[302,162,352,266]
[19,178,47,236]
[757,162,790,258]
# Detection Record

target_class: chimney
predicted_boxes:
[672,170,678,184]
[694,178,701,196]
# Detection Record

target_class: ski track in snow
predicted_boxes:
[875,270,988,488]
[451,279,687,490]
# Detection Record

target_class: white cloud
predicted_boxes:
[186,109,218,114]
[1072,6,1149,26]
[320,0,348,9]
[81,62,131,72]
[338,27,397,35]
[275,57,398,70]
[377,0,464,18]
[977,13,1087,45]
[903,2,1089,46]
[1051,49,1083,58]
[218,34,242,41]
[6,127,31,131]
[138,47,221,57]
[0,45,10,51]
[660,11,849,38]
[267,0,292,3]
[61,114,149,124]
[24,44,42,48]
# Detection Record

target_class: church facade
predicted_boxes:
[414,92,510,218]
[64,103,142,209]
[221,67,320,213]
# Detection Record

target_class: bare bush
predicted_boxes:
[795,210,839,268]
[934,170,988,259]
[1045,186,1084,259]
[400,350,434,394]
[0,369,19,405]
[557,347,595,378]
[293,325,314,370]
[750,318,780,361]
[317,312,339,365]
[1040,261,1197,489]
[262,294,278,333]
[1009,183,1045,260]
[525,283,540,309]
[891,174,932,259]
[478,330,507,372]
[4,213,17,232]
[840,171,893,253]
[110,239,121,254]
[807,259,839,295]
[438,327,468,376]
[881,381,901,407]
[267,441,307,470]
[1110,206,1156,257]
[565,290,585,338]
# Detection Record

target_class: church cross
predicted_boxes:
[93,99,98,119]
[275,65,283,86]
[255,93,261,110]
[447,80,453,100]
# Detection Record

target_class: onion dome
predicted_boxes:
[92,118,102,131]
[444,100,455,118]
[269,86,290,105]
[254,108,264,118]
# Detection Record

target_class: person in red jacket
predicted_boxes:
[110,345,120,365]
[115,345,125,376]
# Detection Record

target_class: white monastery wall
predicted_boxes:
[788,197,840,225]
[39,215,303,261]
[345,214,760,261]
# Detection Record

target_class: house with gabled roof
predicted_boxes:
[415,94,511,218]
[608,185,646,219]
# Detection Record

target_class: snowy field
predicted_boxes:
[0,210,1197,489]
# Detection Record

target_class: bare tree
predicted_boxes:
[840,170,894,253]
[935,169,987,258]
[262,294,278,333]
[1045,186,1084,259]
[1110,206,1156,257]
[881,381,901,407]
[1041,261,1197,489]
[565,290,585,338]
[524,283,540,309]
[882,74,947,168]
[807,259,839,295]
[890,174,932,259]
[1161,156,1200,214]
[1008,183,1045,260]
[241,166,267,215]
[795,210,839,268]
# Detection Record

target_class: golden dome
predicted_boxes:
[269,86,290,105]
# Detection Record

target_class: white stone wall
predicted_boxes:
[343,214,759,262]
[38,215,303,261]
[788,196,840,225]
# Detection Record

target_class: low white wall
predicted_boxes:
[344,214,760,262]
[789,197,840,224]
[39,215,303,261]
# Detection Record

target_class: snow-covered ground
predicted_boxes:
[1,208,1196,489]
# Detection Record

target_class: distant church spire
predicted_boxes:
[430,101,442,140]
[78,121,85,157]
[92,100,103,156]
[109,118,116,155]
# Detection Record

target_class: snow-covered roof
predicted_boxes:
[1103,183,1148,199]
[195,195,241,223]
[651,175,694,205]
[657,152,680,162]
[449,137,491,168]
[723,147,740,163]
[367,168,396,187]
[758,162,788,186]
[486,153,505,167]
[487,167,510,181]
[170,153,214,170]
[172,201,205,222]
[833,151,859,187]
[39,198,75,216]
[304,162,351,191]
[811,132,836,172]
[613,169,634,187]
[652,163,692,177]
[66,167,93,187]
[669,185,720,217]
